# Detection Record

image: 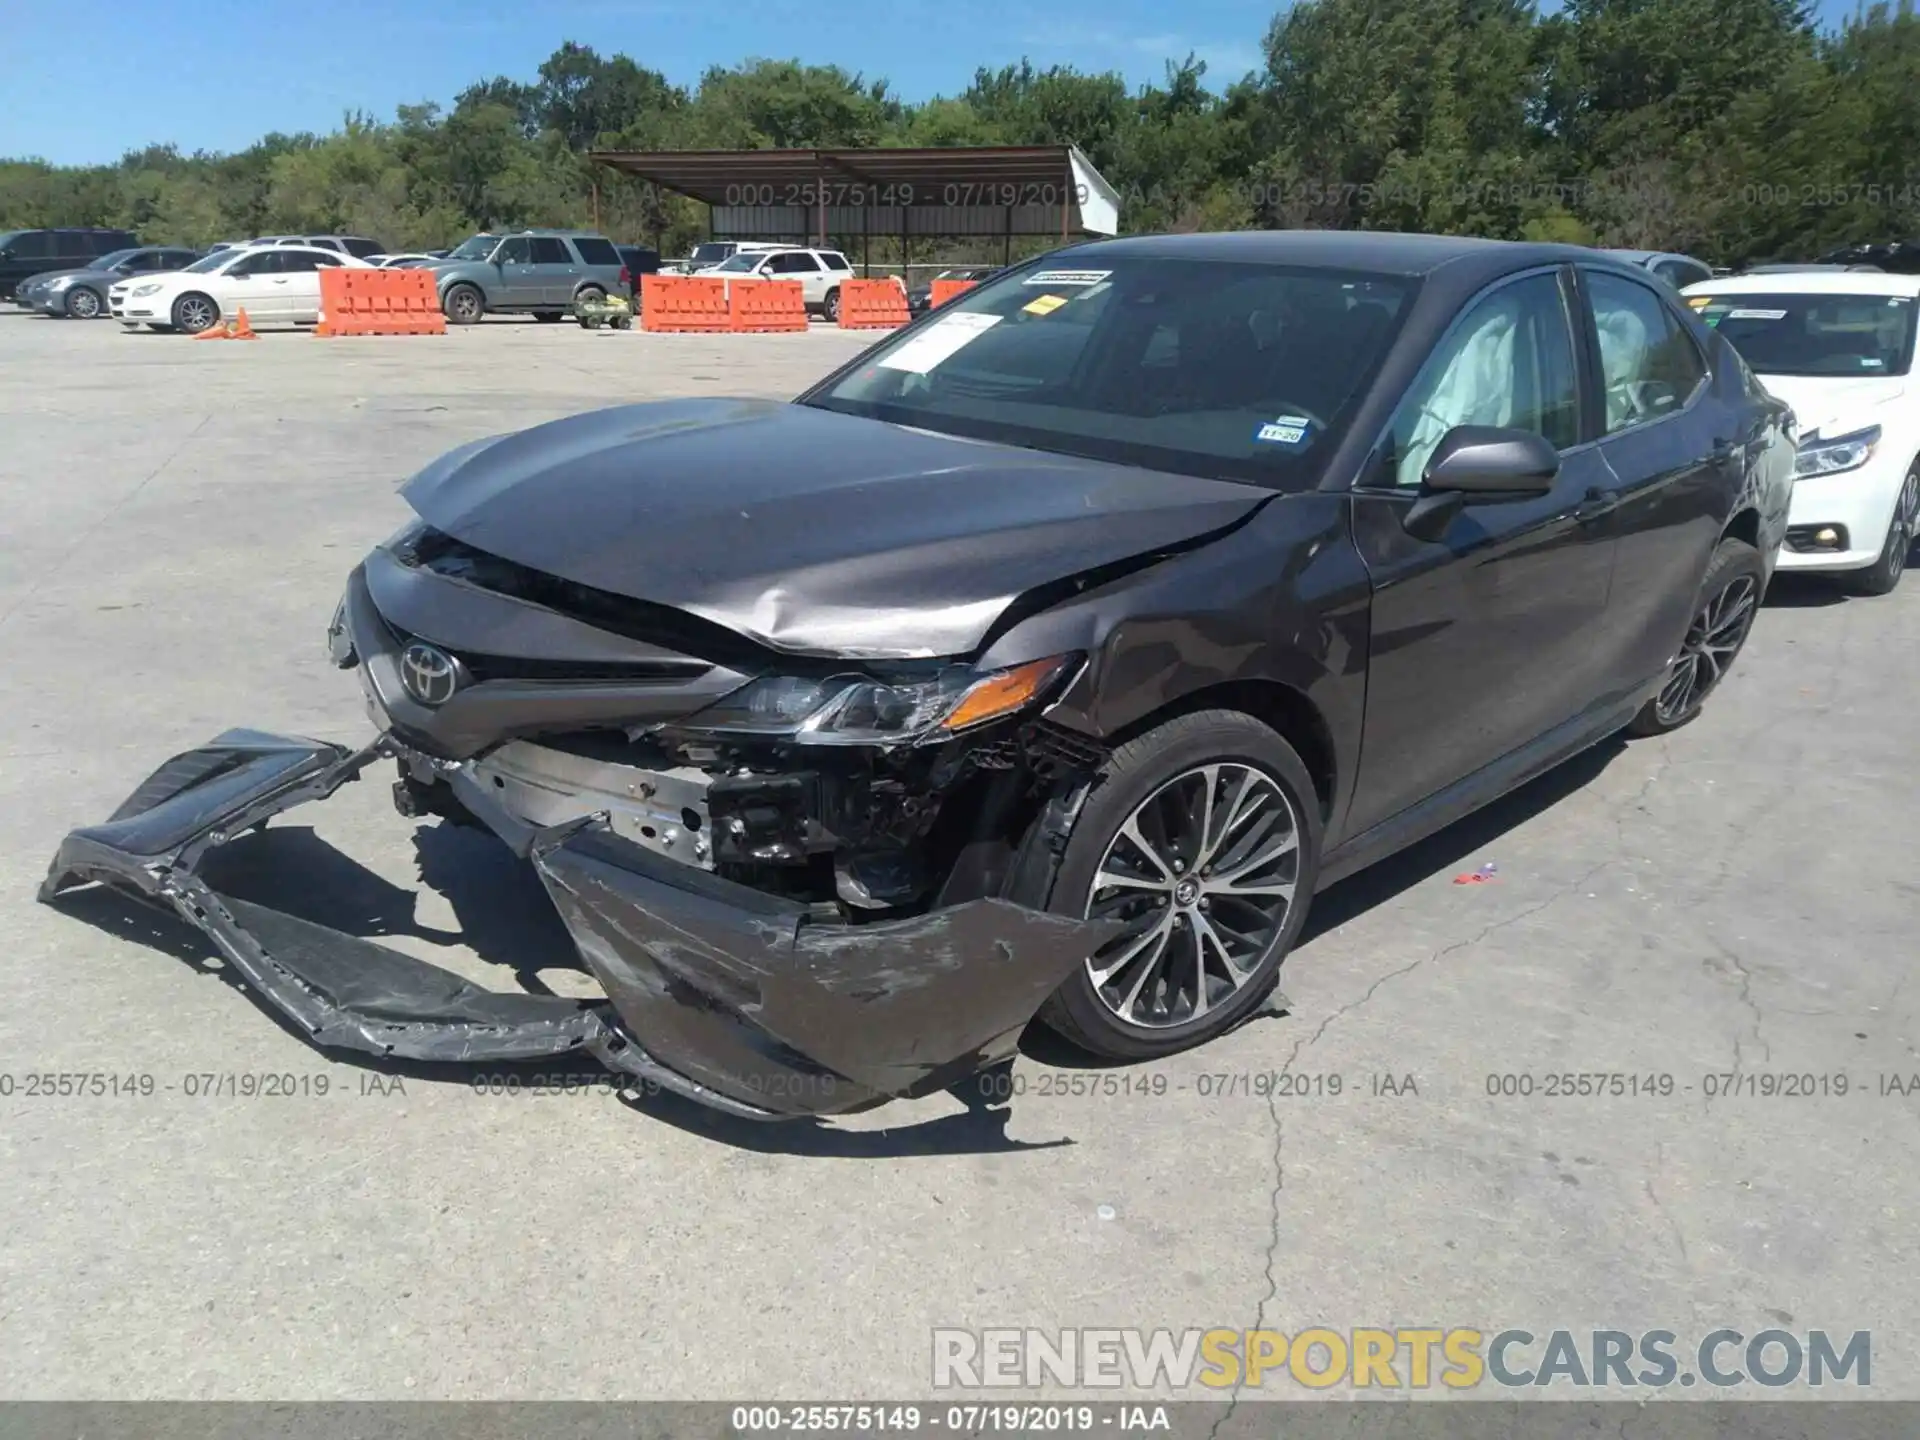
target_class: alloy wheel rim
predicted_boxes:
[181,298,214,330]
[452,290,478,320]
[71,290,99,317]
[1892,473,1918,581]
[1655,573,1757,723]
[1082,763,1300,1029]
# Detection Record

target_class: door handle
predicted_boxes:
[1573,488,1618,524]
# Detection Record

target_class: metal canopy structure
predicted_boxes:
[587,144,1122,268]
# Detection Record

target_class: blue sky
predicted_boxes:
[0,0,1868,167]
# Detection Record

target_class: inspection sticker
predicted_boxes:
[1022,294,1069,316]
[875,312,1002,373]
[1023,269,1111,286]
[1727,308,1788,320]
[1254,414,1313,447]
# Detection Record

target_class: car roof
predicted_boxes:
[1066,230,1607,280]
[1683,270,1920,297]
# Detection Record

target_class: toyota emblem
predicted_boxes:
[400,642,460,707]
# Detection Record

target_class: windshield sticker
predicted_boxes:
[875,312,1002,374]
[1022,293,1068,316]
[1023,269,1111,287]
[1860,357,1886,368]
[1727,308,1787,320]
[1254,415,1313,447]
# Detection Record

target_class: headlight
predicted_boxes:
[678,656,1075,746]
[47,276,74,291]
[130,283,162,298]
[1795,424,1880,478]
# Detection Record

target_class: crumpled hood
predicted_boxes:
[401,398,1268,659]
[1756,373,1906,440]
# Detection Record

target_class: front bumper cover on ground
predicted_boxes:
[41,730,1118,1120]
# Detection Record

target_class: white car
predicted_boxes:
[1684,271,1920,594]
[694,246,854,319]
[109,244,374,334]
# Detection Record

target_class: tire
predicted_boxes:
[171,292,219,334]
[1037,710,1322,1061]
[823,287,841,322]
[443,283,484,325]
[1626,536,1764,737]
[575,285,606,308]
[1840,464,1918,598]
[65,286,103,319]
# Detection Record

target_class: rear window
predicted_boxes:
[821,252,851,271]
[572,237,620,266]
[1693,292,1918,376]
[340,237,383,258]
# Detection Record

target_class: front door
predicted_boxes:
[492,236,538,306]
[1345,266,1620,836]
[217,250,286,321]
[768,250,825,305]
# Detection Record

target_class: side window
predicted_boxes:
[571,237,619,266]
[823,253,851,271]
[227,252,273,276]
[496,236,533,263]
[771,252,820,273]
[1383,273,1580,488]
[11,231,54,258]
[312,253,344,268]
[1584,271,1708,434]
[277,251,320,272]
[530,236,571,264]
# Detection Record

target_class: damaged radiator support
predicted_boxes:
[39,728,1124,1120]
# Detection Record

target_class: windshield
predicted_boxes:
[803,257,1416,489]
[689,244,734,267]
[713,253,765,273]
[1694,292,1917,377]
[95,249,143,269]
[447,234,500,261]
[184,250,235,273]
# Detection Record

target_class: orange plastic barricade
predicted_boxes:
[837,278,909,330]
[316,269,447,337]
[928,278,978,309]
[642,275,730,332]
[728,279,807,333]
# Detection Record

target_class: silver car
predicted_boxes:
[15,246,203,318]
[428,230,627,324]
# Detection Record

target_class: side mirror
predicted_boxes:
[1401,425,1560,542]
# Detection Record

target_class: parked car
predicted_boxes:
[14,246,202,318]
[907,265,1002,316]
[1603,249,1715,290]
[428,230,626,324]
[247,235,385,260]
[108,244,373,333]
[1684,269,1919,593]
[0,227,139,301]
[615,244,661,299]
[47,232,1794,1121]
[695,246,854,319]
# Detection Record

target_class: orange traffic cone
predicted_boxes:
[231,307,257,340]
[192,317,229,341]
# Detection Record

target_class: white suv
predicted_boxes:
[1684,271,1920,594]
[695,247,854,320]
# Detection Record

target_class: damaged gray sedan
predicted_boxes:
[43,233,1791,1118]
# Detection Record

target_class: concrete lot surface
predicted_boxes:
[1,312,1915,1401]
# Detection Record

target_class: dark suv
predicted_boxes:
[1,227,139,301]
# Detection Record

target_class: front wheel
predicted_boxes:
[1841,465,1918,597]
[171,292,219,334]
[823,287,841,322]
[1038,710,1321,1060]
[65,286,103,319]
[442,283,484,325]
[1626,536,1764,736]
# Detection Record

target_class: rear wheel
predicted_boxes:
[1841,465,1918,597]
[442,283,484,325]
[575,285,606,308]
[171,292,219,334]
[535,310,564,323]
[823,287,841,322]
[1627,536,1763,736]
[1038,710,1321,1060]
[65,286,103,319]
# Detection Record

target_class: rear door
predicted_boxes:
[1576,266,1733,694]
[276,248,338,322]
[527,235,576,304]
[1345,266,1620,835]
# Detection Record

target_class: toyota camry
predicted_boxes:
[44,232,1795,1120]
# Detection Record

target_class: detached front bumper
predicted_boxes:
[41,730,1117,1120]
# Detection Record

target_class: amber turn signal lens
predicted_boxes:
[942,657,1070,733]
